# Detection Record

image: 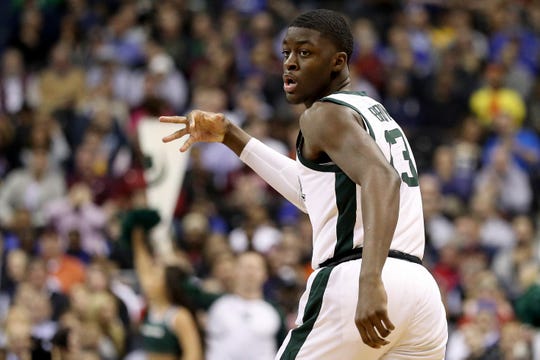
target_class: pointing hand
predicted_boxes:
[160,110,228,152]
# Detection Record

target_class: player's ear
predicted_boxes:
[333,52,347,71]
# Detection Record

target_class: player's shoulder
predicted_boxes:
[301,99,355,124]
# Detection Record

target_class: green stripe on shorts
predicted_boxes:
[279,267,333,359]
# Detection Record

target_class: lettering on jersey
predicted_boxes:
[368,104,392,122]
[141,324,166,338]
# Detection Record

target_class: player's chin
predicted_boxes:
[284,93,304,104]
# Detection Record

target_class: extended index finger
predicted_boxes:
[159,116,188,124]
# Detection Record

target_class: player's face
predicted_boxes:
[282,27,340,107]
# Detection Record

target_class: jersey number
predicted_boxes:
[384,128,419,187]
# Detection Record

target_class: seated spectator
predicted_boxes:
[383,70,422,135]
[497,37,535,99]
[0,48,38,115]
[1,208,38,255]
[177,211,210,276]
[514,262,540,329]
[205,251,286,360]
[84,45,132,122]
[25,257,69,321]
[65,281,126,359]
[19,113,70,170]
[470,63,526,128]
[66,141,115,205]
[128,51,189,113]
[150,3,190,73]
[431,242,462,322]
[99,3,146,68]
[50,326,81,360]
[84,259,131,331]
[0,248,28,298]
[449,116,484,202]
[0,145,66,228]
[482,111,540,177]
[38,227,86,294]
[419,174,456,256]
[7,6,49,70]
[265,226,312,327]
[0,113,16,177]
[429,145,472,213]
[461,270,515,328]
[493,215,539,299]
[27,289,57,348]
[454,215,497,267]
[469,190,516,251]
[351,18,384,93]
[2,305,51,359]
[495,321,539,359]
[228,202,282,255]
[79,106,132,179]
[45,183,108,259]
[446,314,500,360]
[447,270,515,359]
[475,144,533,215]
[86,291,126,358]
[37,42,85,116]
[199,233,236,293]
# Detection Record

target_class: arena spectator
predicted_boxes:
[205,251,286,360]
[0,48,38,115]
[36,42,85,116]
[38,227,86,294]
[470,63,526,128]
[0,144,65,228]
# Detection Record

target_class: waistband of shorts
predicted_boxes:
[318,247,423,268]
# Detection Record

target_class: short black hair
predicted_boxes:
[289,9,354,62]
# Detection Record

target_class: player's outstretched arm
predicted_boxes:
[160,110,307,212]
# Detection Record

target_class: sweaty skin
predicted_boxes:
[160,26,400,349]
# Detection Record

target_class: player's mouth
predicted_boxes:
[283,74,298,93]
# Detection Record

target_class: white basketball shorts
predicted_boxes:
[275,257,448,359]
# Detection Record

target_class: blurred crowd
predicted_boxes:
[0,0,539,359]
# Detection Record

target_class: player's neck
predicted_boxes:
[305,74,352,108]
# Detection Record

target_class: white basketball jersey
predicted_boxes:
[297,91,425,269]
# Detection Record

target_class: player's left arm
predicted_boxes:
[300,101,400,349]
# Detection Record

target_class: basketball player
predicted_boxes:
[161,9,447,360]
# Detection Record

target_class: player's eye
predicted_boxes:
[299,50,310,57]
[281,50,290,59]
